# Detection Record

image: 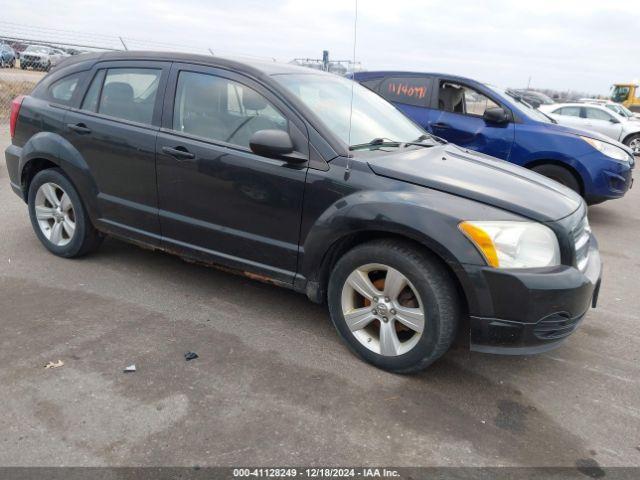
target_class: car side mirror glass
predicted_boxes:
[483,107,509,124]
[249,129,298,159]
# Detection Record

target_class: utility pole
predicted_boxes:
[527,76,532,89]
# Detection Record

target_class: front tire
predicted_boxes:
[28,168,103,258]
[531,164,580,194]
[624,133,640,156]
[327,239,460,373]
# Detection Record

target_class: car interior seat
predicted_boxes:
[439,84,465,113]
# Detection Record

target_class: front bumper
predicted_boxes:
[466,238,601,354]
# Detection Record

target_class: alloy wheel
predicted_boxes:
[340,263,425,356]
[34,182,76,247]
[629,137,640,156]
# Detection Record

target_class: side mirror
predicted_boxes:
[609,117,620,124]
[249,129,303,162]
[529,99,542,109]
[483,106,510,124]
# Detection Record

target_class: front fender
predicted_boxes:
[299,187,524,310]
[19,131,100,220]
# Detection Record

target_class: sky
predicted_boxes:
[2,0,638,94]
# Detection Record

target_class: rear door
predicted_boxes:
[376,75,435,130]
[155,63,309,283]
[427,78,515,160]
[62,60,170,245]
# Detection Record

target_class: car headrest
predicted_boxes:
[439,85,464,112]
[102,82,134,103]
[242,88,268,111]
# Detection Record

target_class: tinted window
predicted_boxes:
[359,78,383,93]
[96,68,161,124]
[173,71,288,149]
[584,107,613,121]
[438,82,498,116]
[556,106,581,117]
[380,76,429,107]
[49,74,81,104]
[81,70,106,112]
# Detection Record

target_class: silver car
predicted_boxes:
[19,45,64,71]
[540,102,640,155]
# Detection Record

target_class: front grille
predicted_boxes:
[534,312,583,340]
[572,215,591,272]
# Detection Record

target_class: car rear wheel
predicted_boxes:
[624,133,640,156]
[532,164,580,194]
[327,239,459,373]
[28,168,103,258]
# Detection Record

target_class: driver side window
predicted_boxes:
[173,71,288,149]
[584,107,613,122]
[438,81,498,116]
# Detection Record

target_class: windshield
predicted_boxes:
[273,73,424,147]
[25,45,50,54]
[606,103,630,117]
[610,86,630,103]
[489,86,554,123]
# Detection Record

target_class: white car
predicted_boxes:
[540,102,640,155]
[19,45,65,71]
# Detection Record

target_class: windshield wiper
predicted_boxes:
[349,138,402,150]
[411,133,448,145]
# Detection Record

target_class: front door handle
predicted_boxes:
[67,123,92,134]
[432,122,450,129]
[162,146,196,160]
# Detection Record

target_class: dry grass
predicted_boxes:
[0,78,37,123]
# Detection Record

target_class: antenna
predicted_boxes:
[345,0,358,177]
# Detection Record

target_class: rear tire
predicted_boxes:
[531,164,580,194]
[327,239,460,373]
[624,133,640,156]
[28,168,103,258]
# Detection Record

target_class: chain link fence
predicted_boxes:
[0,21,284,125]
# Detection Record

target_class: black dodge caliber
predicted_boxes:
[5,51,601,373]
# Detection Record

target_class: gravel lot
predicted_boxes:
[0,128,638,469]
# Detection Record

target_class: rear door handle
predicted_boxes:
[162,146,196,160]
[432,122,450,129]
[67,123,91,134]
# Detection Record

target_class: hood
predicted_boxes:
[365,144,583,222]
[538,115,633,149]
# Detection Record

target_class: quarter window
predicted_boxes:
[438,81,498,116]
[49,74,81,104]
[172,71,288,149]
[380,76,429,107]
[84,68,161,125]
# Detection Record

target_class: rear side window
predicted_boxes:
[380,76,429,107]
[81,68,161,125]
[48,74,82,105]
[81,70,106,112]
[172,71,288,149]
[556,106,581,117]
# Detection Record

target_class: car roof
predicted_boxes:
[57,50,329,77]
[353,70,484,85]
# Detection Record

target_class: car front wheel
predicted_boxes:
[624,133,640,156]
[327,239,460,373]
[28,168,103,258]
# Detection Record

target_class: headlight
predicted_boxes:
[459,221,560,268]
[580,136,630,162]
